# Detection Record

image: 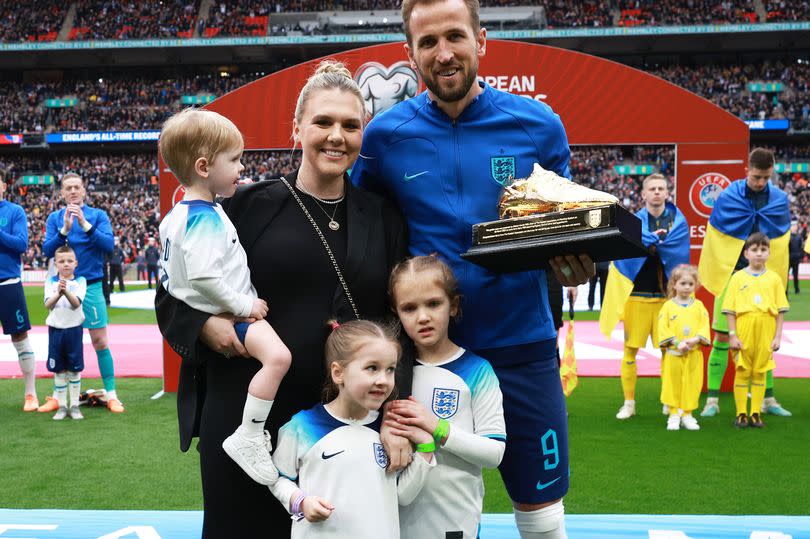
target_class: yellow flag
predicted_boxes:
[560,320,578,397]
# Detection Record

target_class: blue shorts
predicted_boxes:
[475,338,569,504]
[0,281,31,335]
[82,281,108,329]
[234,322,249,345]
[47,325,84,373]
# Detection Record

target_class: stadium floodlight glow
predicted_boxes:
[359,19,364,25]
[383,17,388,23]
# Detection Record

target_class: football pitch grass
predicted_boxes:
[1,376,807,515]
[3,280,808,515]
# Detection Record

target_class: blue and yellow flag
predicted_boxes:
[698,180,791,296]
[599,203,690,337]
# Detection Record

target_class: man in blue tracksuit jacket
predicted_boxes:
[0,168,38,412]
[352,0,594,536]
[42,172,125,413]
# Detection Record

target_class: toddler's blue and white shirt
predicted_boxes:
[159,200,256,317]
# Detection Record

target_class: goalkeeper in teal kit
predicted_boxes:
[42,172,124,413]
[351,1,594,536]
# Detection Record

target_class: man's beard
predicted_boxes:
[420,62,478,103]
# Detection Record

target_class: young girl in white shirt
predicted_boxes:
[387,255,507,539]
[270,319,434,538]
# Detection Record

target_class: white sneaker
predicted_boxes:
[69,406,84,420]
[666,415,681,430]
[681,414,700,431]
[616,401,636,420]
[53,406,68,421]
[222,428,279,485]
[662,404,670,415]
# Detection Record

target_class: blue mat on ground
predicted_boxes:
[0,509,808,538]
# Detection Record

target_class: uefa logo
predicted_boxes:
[689,172,731,218]
[354,61,419,119]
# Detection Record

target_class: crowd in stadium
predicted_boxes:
[2,0,809,42]
[0,2,66,42]
[71,0,199,41]
[2,144,805,270]
[0,71,274,133]
[1,60,809,133]
[651,61,810,131]
[618,0,758,26]
[765,0,810,21]
[0,150,302,269]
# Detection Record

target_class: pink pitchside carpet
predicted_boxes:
[0,324,162,379]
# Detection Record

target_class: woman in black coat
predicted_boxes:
[155,61,411,537]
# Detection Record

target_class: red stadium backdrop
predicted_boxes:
[159,41,748,393]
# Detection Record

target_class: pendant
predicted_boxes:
[329,220,340,231]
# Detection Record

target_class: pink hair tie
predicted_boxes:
[330,321,341,331]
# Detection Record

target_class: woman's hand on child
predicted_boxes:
[250,298,268,320]
[302,496,334,522]
[200,314,250,358]
[386,396,439,434]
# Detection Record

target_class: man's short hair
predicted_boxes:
[61,172,83,185]
[748,147,775,171]
[642,173,668,190]
[159,108,244,186]
[55,245,76,257]
[402,0,480,45]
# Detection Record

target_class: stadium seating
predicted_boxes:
[0,1,65,43]
[70,0,199,41]
[3,0,808,43]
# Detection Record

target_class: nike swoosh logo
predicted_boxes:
[321,450,345,460]
[251,418,265,424]
[403,171,428,181]
[536,476,561,491]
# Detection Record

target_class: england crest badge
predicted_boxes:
[432,388,460,419]
[373,442,389,469]
[490,156,516,186]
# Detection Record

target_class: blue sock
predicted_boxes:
[96,348,115,392]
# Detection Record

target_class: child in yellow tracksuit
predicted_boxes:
[658,264,711,431]
[722,232,789,429]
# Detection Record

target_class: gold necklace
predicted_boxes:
[297,177,344,230]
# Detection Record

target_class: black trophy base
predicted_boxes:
[461,205,649,273]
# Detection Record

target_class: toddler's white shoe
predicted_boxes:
[223,428,279,485]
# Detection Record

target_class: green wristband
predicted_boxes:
[432,419,450,443]
[415,440,435,453]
